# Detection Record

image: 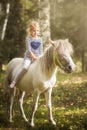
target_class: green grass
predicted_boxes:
[0,72,87,130]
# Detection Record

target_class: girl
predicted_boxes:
[10,21,43,88]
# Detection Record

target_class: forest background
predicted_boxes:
[0,0,87,130]
[0,0,87,72]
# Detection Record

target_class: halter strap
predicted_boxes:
[53,49,65,70]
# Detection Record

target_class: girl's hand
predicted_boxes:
[33,57,37,60]
[29,51,37,60]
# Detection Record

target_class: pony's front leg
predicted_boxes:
[18,91,28,122]
[45,88,56,126]
[29,91,40,127]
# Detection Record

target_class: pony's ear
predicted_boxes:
[49,39,55,46]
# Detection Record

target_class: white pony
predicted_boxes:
[4,39,76,127]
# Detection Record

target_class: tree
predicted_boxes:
[0,0,26,71]
[1,3,10,41]
[0,0,9,70]
[38,0,51,46]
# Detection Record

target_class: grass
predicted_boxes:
[0,71,87,130]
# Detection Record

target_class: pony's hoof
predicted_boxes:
[52,121,56,126]
[29,122,35,128]
[23,116,28,122]
[9,119,13,123]
[50,120,56,126]
[24,118,28,122]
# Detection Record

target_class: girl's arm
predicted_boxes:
[26,37,37,60]
[29,51,37,60]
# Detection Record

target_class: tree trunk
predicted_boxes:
[81,50,85,72]
[0,3,2,38]
[38,0,51,46]
[0,3,2,15]
[1,3,10,40]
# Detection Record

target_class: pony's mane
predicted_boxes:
[39,45,55,72]
[56,39,73,55]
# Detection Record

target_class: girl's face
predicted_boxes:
[30,27,40,38]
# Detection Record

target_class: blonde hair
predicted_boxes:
[29,21,40,31]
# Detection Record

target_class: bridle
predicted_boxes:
[53,48,65,71]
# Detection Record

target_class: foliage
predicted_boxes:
[0,72,87,130]
[24,0,38,22]
[50,0,87,54]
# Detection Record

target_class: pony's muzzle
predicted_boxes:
[67,63,76,72]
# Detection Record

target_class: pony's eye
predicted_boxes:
[60,55,68,65]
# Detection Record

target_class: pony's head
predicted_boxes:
[49,39,76,73]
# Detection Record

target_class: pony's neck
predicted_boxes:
[39,45,57,77]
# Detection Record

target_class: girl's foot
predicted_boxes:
[10,81,16,88]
